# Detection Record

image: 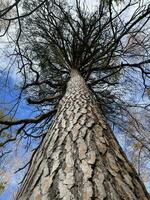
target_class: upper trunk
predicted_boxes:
[16,69,150,200]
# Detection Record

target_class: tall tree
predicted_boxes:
[0,0,150,199]
[16,69,150,199]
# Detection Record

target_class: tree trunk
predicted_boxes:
[16,69,150,200]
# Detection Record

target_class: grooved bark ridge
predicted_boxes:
[16,69,150,200]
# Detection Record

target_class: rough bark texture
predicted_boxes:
[16,69,150,200]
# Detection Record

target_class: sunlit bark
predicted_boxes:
[16,69,150,200]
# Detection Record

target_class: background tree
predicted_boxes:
[0,109,14,195]
[0,0,150,198]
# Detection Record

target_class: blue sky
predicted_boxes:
[0,73,32,200]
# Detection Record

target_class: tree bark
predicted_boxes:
[16,69,150,200]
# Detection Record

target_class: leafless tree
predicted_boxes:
[0,0,150,198]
